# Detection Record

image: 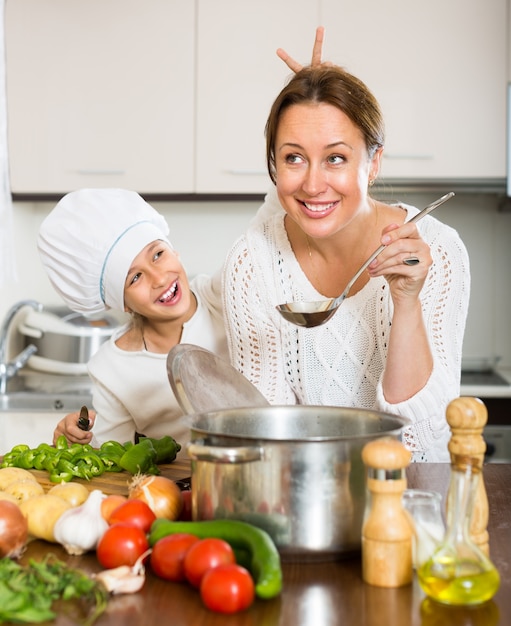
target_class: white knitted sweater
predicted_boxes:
[222,192,470,462]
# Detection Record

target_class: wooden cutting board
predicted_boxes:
[29,458,191,496]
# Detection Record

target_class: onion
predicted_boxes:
[128,474,183,520]
[0,500,28,558]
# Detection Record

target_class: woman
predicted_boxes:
[38,188,227,453]
[221,64,470,462]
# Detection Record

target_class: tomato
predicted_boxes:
[96,522,149,569]
[150,533,199,582]
[183,537,235,588]
[108,499,156,532]
[200,564,255,613]
[178,490,192,521]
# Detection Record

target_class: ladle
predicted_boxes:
[276,191,455,328]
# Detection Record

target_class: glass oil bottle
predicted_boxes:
[417,397,500,606]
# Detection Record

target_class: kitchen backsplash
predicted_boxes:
[1,191,510,369]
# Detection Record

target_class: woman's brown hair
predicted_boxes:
[265,66,385,184]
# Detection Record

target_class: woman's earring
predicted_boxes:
[368,179,375,187]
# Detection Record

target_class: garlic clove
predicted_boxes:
[94,565,146,595]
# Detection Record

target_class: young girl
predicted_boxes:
[38,188,227,453]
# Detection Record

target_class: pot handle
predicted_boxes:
[186,441,264,464]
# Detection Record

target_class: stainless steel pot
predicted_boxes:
[19,306,122,366]
[186,405,410,562]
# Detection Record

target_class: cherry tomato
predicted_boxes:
[96,522,149,569]
[200,564,255,613]
[150,533,199,582]
[108,498,156,532]
[183,537,235,588]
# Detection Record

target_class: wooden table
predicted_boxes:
[19,462,511,626]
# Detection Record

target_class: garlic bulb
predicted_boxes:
[53,489,108,555]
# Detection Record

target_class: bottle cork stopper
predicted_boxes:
[362,436,412,470]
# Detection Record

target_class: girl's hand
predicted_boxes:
[277,26,329,73]
[367,222,433,306]
[52,410,96,446]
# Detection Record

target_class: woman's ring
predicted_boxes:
[403,256,420,266]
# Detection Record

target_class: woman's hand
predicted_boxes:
[52,409,96,446]
[277,26,329,73]
[367,221,433,307]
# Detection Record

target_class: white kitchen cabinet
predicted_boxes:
[195,0,319,194]
[319,0,507,181]
[5,0,195,194]
[4,0,507,195]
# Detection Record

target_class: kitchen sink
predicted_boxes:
[0,391,92,413]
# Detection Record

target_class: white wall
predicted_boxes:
[1,192,510,368]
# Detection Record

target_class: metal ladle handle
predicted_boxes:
[342,191,455,297]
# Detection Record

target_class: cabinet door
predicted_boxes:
[195,0,320,193]
[5,0,195,194]
[320,0,507,180]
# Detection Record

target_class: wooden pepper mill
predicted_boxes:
[361,437,413,587]
[446,396,489,555]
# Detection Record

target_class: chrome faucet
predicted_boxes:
[0,299,42,394]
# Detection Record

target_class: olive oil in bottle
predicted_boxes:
[417,398,500,606]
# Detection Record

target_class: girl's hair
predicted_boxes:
[265,65,385,184]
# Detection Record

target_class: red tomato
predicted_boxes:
[178,490,192,521]
[96,522,149,569]
[200,564,255,613]
[183,538,235,588]
[108,499,156,532]
[150,533,199,582]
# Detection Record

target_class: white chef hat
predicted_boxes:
[37,188,172,316]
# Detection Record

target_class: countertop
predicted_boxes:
[18,461,511,626]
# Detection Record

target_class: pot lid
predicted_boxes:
[167,344,269,415]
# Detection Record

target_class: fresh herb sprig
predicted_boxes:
[0,554,108,625]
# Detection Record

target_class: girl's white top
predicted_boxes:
[89,273,227,455]
[222,190,471,462]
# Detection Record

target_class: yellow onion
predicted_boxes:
[0,500,28,558]
[128,474,183,520]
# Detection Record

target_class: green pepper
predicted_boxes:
[138,436,181,464]
[9,444,30,455]
[33,451,49,471]
[70,452,104,478]
[55,436,69,450]
[98,453,123,472]
[15,452,32,469]
[148,519,282,599]
[0,452,18,467]
[119,439,159,475]
[42,453,62,473]
[49,470,74,483]
[100,440,126,457]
